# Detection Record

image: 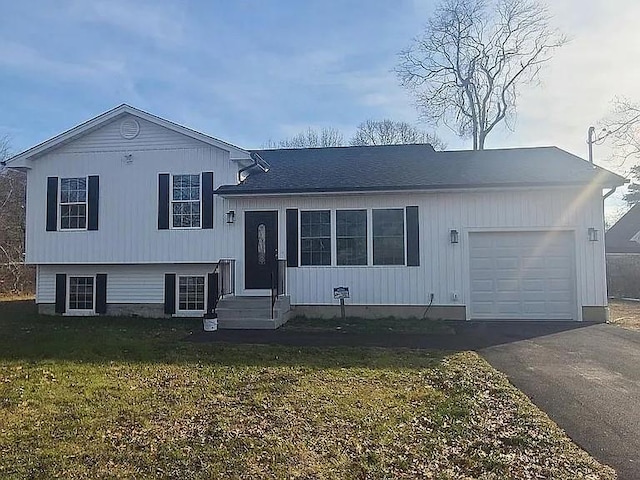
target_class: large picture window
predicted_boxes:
[178,276,205,311]
[336,210,367,265]
[300,210,331,266]
[172,174,201,228]
[68,276,94,311]
[373,209,405,265]
[60,177,87,229]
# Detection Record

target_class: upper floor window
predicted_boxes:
[373,209,405,265]
[172,174,201,228]
[60,177,87,230]
[300,210,331,265]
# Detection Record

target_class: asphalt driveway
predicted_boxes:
[480,324,640,480]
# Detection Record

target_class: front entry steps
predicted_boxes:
[215,296,291,329]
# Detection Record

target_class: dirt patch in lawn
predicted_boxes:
[609,299,640,330]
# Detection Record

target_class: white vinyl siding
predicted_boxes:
[37,264,215,305]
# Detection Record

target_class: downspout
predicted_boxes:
[237,152,268,183]
[603,187,617,200]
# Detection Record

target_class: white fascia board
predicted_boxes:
[4,104,251,166]
[215,184,580,198]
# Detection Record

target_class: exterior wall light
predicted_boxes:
[588,227,599,241]
[450,229,459,244]
[226,210,236,224]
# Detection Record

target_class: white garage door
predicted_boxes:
[469,231,576,320]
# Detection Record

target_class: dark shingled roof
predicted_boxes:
[215,144,625,195]
[606,204,640,254]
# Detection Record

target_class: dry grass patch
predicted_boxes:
[0,301,615,479]
[609,299,640,330]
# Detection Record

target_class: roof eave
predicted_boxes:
[216,180,621,197]
[5,104,251,165]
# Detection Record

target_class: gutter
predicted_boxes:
[237,152,269,182]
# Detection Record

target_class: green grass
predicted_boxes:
[282,315,455,334]
[0,300,615,479]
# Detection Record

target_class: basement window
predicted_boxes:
[68,276,94,311]
[178,276,205,311]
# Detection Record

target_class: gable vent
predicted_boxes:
[120,118,140,139]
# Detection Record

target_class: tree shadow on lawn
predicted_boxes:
[0,300,592,367]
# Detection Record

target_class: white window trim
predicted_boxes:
[174,274,207,317]
[58,176,88,231]
[170,173,203,230]
[299,209,333,267]
[66,274,96,315]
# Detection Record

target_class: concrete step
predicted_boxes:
[214,295,292,330]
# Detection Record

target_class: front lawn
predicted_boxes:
[0,301,614,479]
[281,315,455,334]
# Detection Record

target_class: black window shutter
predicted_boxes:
[158,174,170,230]
[95,274,107,314]
[202,171,214,229]
[406,206,420,266]
[164,273,176,314]
[46,177,58,231]
[207,272,217,313]
[55,273,66,313]
[286,209,298,267]
[87,175,99,231]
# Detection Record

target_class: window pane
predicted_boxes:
[373,209,405,265]
[60,177,87,230]
[300,211,331,266]
[336,210,367,265]
[178,276,205,311]
[172,174,201,228]
[69,276,94,310]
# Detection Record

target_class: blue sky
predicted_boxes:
[1,0,639,191]
[1,0,442,152]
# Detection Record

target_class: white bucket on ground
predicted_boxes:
[203,317,218,332]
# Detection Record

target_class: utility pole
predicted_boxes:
[587,126,596,163]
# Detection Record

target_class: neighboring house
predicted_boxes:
[4,105,626,326]
[605,204,640,299]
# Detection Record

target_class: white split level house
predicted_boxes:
[4,105,626,328]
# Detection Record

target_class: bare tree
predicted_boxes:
[264,127,344,149]
[599,98,640,205]
[396,0,567,150]
[350,119,447,150]
[0,136,33,295]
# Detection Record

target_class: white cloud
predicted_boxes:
[67,0,187,47]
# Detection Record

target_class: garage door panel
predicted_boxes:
[469,231,576,320]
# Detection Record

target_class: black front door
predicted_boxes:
[245,211,278,289]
